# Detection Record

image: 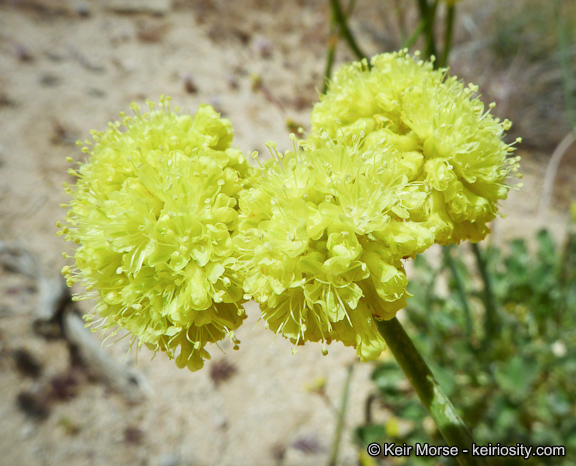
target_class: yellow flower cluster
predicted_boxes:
[310,51,520,244]
[60,98,253,371]
[234,138,433,360]
[61,52,520,370]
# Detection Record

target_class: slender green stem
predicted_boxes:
[556,0,576,133]
[552,0,576,326]
[443,245,473,340]
[393,0,409,45]
[438,5,456,68]
[330,0,367,60]
[323,0,358,93]
[402,17,426,50]
[377,316,487,466]
[556,230,576,331]
[470,243,499,347]
[416,0,429,18]
[328,364,354,466]
[323,21,339,93]
[429,0,440,58]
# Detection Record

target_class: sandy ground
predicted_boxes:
[0,1,574,465]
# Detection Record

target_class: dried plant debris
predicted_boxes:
[227,73,239,90]
[17,391,50,420]
[58,416,81,435]
[182,72,198,94]
[270,443,286,463]
[11,348,42,379]
[68,47,106,73]
[13,44,34,62]
[4,0,74,17]
[39,73,61,87]
[136,18,170,43]
[106,0,173,15]
[290,435,324,455]
[50,120,78,146]
[253,36,273,59]
[0,92,16,107]
[209,359,237,387]
[15,369,83,421]
[46,370,81,402]
[124,425,144,444]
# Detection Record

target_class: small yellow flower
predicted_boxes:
[61,97,253,371]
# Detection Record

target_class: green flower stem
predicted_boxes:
[557,231,576,330]
[323,0,357,93]
[443,245,473,340]
[438,5,456,68]
[328,364,354,466]
[416,0,438,60]
[401,17,426,50]
[470,243,499,347]
[323,18,339,94]
[329,0,367,61]
[376,316,487,466]
[393,0,409,45]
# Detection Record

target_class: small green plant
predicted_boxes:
[357,229,576,464]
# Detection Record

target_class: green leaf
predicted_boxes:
[371,363,406,396]
[355,424,386,446]
[494,356,540,400]
[536,229,557,264]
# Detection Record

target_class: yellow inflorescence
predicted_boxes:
[61,51,521,369]
[234,137,434,361]
[61,97,254,371]
[310,50,520,245]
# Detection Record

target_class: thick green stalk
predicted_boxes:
[438,5,456,68]
[376,316,487,466]
[330,0,367,61]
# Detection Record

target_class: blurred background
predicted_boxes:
[0,0,574,464]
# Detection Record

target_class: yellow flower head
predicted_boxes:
[311,51,521,244]
[60,97,253,371]
[234,137,433,361]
